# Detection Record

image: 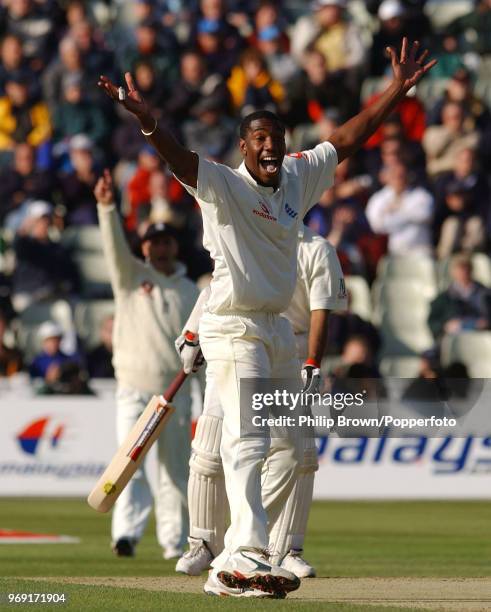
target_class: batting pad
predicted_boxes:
[188,414,228,556]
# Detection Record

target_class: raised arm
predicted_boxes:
[329,38,437,163]
[98,73,198,187]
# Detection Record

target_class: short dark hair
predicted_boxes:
[239,110,284,139]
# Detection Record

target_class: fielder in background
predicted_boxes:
[94,171,199,560]
[175,225,348,578]
[98,38,435,598]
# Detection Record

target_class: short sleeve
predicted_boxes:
[296,141,338,217]
[175,156,229,206]
[309,243,348,312]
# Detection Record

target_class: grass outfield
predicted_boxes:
[0,499,490,611]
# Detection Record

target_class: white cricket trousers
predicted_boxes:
[111,384,191,552]
[198,311,303,557]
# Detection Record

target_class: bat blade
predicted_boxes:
[87,396,175,513]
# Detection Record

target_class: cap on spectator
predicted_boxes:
[311,0,346,9]
[258,25,281,41]
[70,134,92,151]
[141,143,158,157]
[141,222,178,242]
[378,0,405,20]
[62,73,82,91]
[197,18,222,34]
[38,321,63,341]
[27,200,53,219]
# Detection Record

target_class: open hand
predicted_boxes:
[94,169,114,206]
[98,72,151,120]
[387,38,437,93]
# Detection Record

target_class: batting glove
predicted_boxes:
[301,359,321,394]
[175,331,205,374]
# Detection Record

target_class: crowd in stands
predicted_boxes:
[0,0,490,390]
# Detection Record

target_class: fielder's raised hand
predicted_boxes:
[387,37,437,93]
[301,359,321,395]
[94,168,114,206]
[175,331,205,374]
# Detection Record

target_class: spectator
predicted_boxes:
[366,161,434,256]
[447,0,491,56]
[433,147,489,240]
[0,33,35,97]
[30,320,90,394]
[12,200,79,311]
[136,169,187,229]
[423,102,479,178]
[53,73,109,147]
[285,47,355,128]
[126,145,161,232]
[369,0,406,76]
[182,94,236,161]
[427,68,491,131]
[0,307,23,377]
[0,142,57,223]
[194,15,242,78]
[436,180,487,260]
[131,60,168,120]
[255,24,299,87]
[332,334,382,378]
[58,135,99,226]
[291,0,365,73]
[87,314,114,379]
[42,36,90,115]
[119,17,179,88]
[428,254,491,341]
[0,70,51,154]
[165,50,229,128]
[227,47,284,116]
[69,20,114,85]
[2,0,58,72]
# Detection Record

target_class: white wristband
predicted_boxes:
[141,118,158,137]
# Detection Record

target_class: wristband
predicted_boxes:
[141,118,158,137]
[304,358,320,368]
[185,331,197,342]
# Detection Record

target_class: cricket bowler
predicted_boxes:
[98,37,435,598]
[175,225,348,579]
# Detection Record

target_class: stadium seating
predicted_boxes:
[424,0,474,28]
[440,331,491,378]
[61,226,104,254]
[16,299,76,362]
[344,275,372,321]
[376,255,438,287]
[379,356,422,378]
[74,300,115,350]
[437,254,491,289]
[73,252,112,299]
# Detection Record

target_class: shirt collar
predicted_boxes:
[237,161,286,194]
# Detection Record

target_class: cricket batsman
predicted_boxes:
[174,224,348,579]
[94,172,199,560]
[98,37,435,598]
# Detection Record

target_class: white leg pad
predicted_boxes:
[268,437,318,564]
[188,414,228,556]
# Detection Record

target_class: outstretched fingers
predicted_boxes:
[97,75,118,100]
[400,37,409,63]
[409,40,420,62]
[422,59,438,74]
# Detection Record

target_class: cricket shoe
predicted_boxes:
[204,568,284,598]
[280,549,316,578]
[175,538,214,575]
[214,548,300,596]
[112,538,135,557]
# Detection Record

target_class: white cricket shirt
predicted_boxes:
[178,141,338,314]
[284,226,348,334]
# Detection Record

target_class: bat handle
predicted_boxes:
[162,369,188,403]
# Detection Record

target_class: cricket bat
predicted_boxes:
[87,370,188,513]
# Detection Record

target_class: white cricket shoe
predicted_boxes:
[204,569,281,598]
[175,539,214,575]
[280,549,316,578]
[211,548,300,597]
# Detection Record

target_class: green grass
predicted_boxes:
[0,499,489,611]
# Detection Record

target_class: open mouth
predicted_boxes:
[260,156,280,175]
